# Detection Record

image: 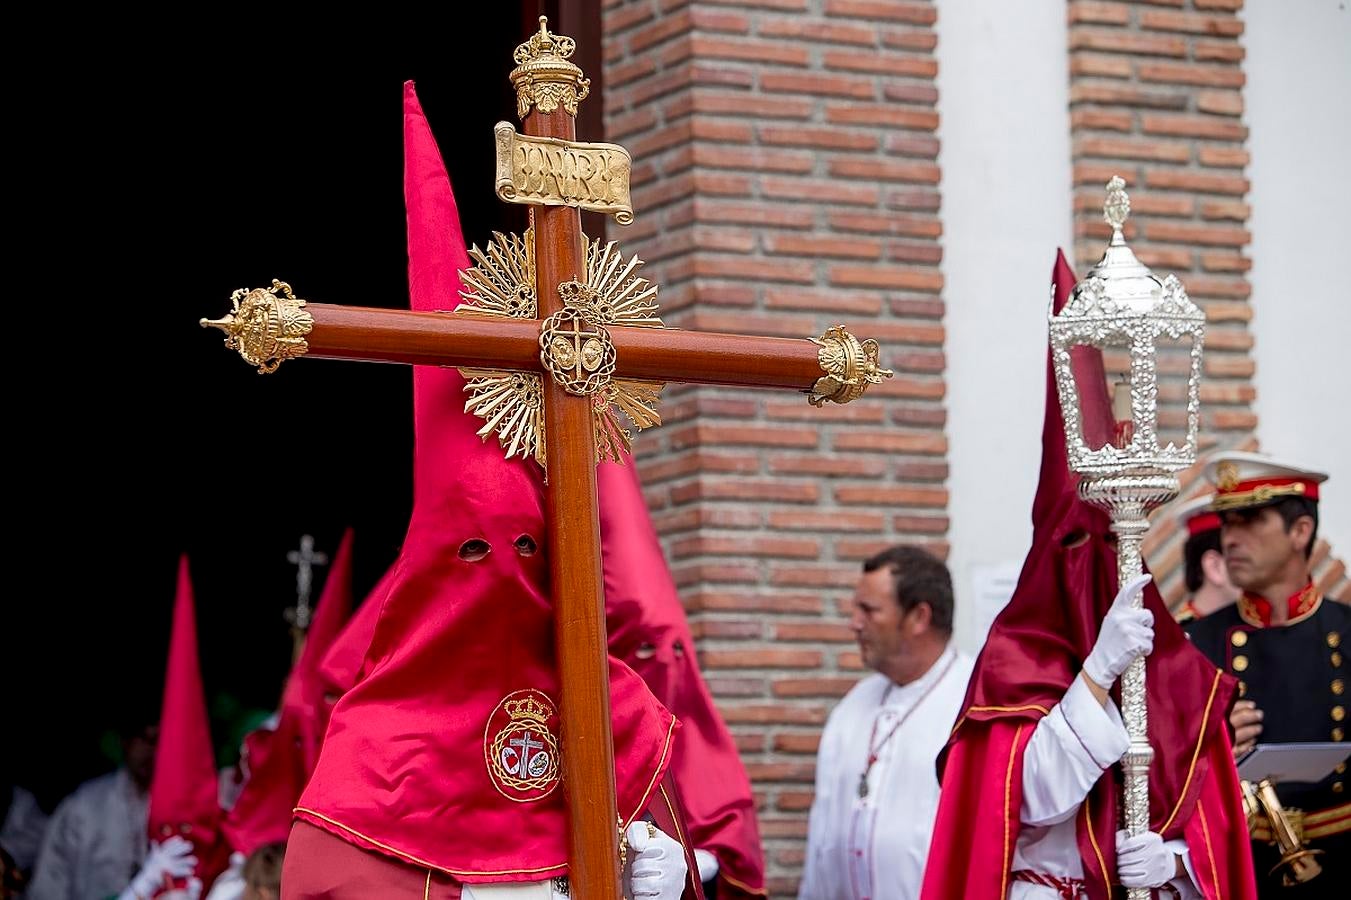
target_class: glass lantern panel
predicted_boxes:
[1069,341,1119,452]
[1153,332,1196,451]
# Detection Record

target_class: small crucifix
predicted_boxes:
[284,533,328,663]
[203,17,890,899]
[507,731,546,778]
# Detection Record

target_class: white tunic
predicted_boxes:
[1014,675,1200,899]
[799,646,974,900]
[26,768,149,900]
[1,784,50,872]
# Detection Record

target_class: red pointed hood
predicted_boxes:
[281,527,355,773]
[1031,251,1105,523]
[601,460,690,674]
[923,252,1245,899]
[148,555,229,882]
[316,562,392,704]
[221,712,301,856]
[293,82,676,882]
[223,531,355,856]
[599,459,766,897]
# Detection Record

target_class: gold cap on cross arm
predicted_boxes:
[201,279,313,374]
[809,325,893,406]
[510,16,591,120]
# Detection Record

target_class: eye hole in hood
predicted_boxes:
[458,538,491,562]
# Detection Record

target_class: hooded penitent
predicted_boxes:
[292,82,676,883]
[919,251,1256,900]
[599,458,767,898]
[314,563,392,709]
[148,555,230,887]
[223,529,355,855]
[281,527,354,774]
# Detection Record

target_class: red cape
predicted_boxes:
[919,252,1255,900]
[599,459,766,898]
[921,718,1253,899]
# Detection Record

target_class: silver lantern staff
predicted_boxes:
[1048,177,1206,900]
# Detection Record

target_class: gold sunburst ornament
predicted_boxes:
[459,231,537,319]
[456,230,664,467]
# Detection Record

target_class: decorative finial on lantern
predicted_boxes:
[1050,175,1205,473]
[1104,175,1130,239]
[1074,176,1162,315]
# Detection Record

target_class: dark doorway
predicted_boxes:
[8,2,601,810]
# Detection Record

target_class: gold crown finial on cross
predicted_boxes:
[524,16,561,59]
[509,15,591,120]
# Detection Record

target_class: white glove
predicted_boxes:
[121,835,198,899]
[625,821,688,900]
[1115,829,1176,889]
[1082,574,1154,689]
[693,848,720,883]
[202,852,247,900]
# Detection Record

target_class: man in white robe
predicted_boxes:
[799,546,974,900]
[26,722,156,900]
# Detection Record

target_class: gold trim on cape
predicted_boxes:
[1000,724,1025,900]
[1197,800,1223,900]
[291,713,677,879]
[1160,668,1224,834]
[1082,795,1109,898]
[949,703,1051,736]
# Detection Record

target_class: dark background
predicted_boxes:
[6,2,600,809]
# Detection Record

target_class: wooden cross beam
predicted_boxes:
[203,18,890,899]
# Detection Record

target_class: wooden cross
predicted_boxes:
[203,18,890,899]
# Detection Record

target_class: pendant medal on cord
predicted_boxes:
[856,653,958,801]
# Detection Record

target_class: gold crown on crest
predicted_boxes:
[505,694,551,724]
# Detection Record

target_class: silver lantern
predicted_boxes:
[1049,176,1206,899]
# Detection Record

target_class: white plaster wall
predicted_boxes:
[1243,0,1351,554]
[935,2,1074,651]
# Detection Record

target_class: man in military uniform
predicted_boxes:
[1184,451,1349,896]
[1172,492,1240,624]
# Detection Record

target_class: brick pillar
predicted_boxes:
[1068,0,1256,452]
[603,0,946,892]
